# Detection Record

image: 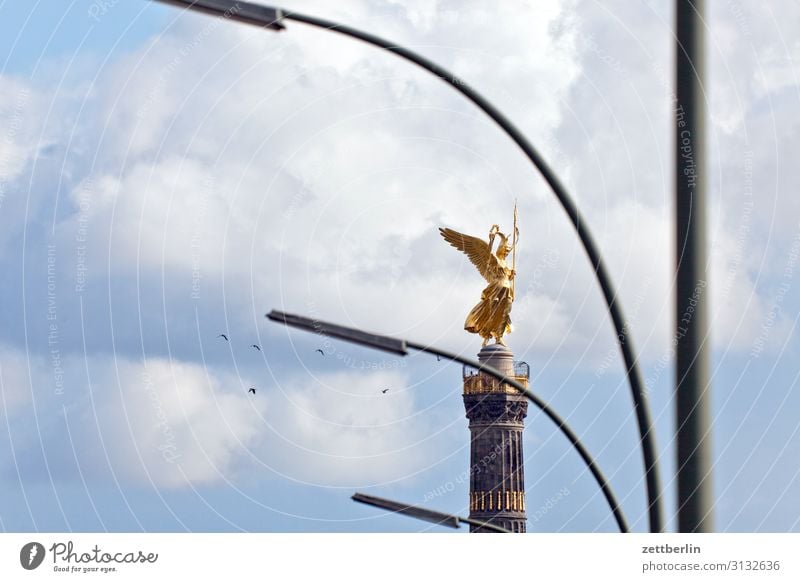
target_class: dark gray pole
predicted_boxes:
[675,0,713,532]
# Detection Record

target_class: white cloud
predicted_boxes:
[24,0,584,360]
[0,344,37,418]
[0,78,38,185]
[0,0,793,383]
[0,347,444,490]
[0,350,267,489]
[265,368,437,485]
[90,357,266,488]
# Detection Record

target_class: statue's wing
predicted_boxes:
[439,227,498,282]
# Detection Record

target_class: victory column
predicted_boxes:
[440,206,530,533]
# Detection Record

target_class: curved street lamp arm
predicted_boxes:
[268,310,630,533]
[150,0,662,532]
[281,7,662,535]
[404,340,630,534]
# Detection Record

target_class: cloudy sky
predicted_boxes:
[0,0,798,533]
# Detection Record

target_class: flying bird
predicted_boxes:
[315,349,325,356]
[381,388,390,394]
[217,334,229,341]
[248,387,256,395]
[251,344,261,351]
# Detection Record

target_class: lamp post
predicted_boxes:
[267,310,630,533]
[150,0,663,531]
[674,0,713,533]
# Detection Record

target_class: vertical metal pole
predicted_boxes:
[675,0,713,532]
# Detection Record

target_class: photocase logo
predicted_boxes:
[20,542,46,570]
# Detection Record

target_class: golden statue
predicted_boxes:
[440,205,519,346]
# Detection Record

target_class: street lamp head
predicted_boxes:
[266,310,409,356]
[151,0,286,31]
[352,493,461,530]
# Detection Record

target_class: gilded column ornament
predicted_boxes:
[439,204,519,347]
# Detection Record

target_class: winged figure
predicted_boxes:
[440,221,517,346]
